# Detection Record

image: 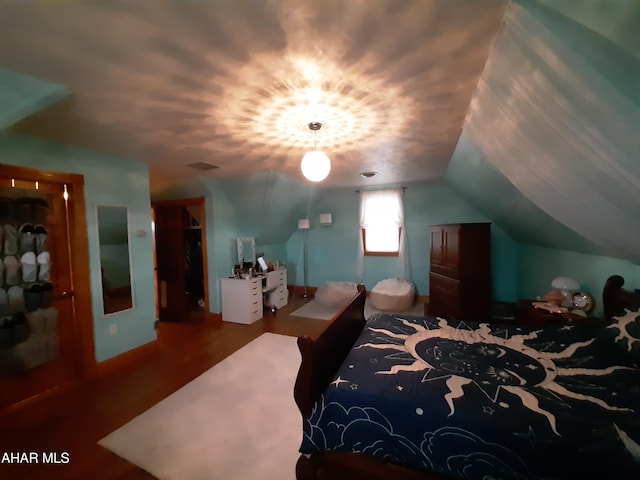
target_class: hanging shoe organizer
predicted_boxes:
[0,197,59,374]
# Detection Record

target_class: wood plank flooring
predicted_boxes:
[0,297,329,480]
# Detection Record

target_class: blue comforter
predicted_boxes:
[300,312,640,479]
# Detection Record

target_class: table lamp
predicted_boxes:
[551,276,579,307]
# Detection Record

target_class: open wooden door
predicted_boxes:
[0,165,93,410]
[153,198,207,322]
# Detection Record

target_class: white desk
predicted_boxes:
[263,269,288,310]
[220,269,288,323]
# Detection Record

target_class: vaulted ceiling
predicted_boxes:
[1,0,639,262]
[0,0,507,190]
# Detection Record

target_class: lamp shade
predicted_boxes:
[551,276,580,307]
[301,150,331,182]
[551,276,579,291]
[298,218,310,230]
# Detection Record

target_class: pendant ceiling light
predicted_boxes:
[301,122,331,182]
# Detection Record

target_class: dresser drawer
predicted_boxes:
[429,273,462,318]
[249,298,262,321]
[429,273,460,296]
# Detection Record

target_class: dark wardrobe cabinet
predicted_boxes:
[428,223,491,322]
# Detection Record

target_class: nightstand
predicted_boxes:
[515,300,585,327]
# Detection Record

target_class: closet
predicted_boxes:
[428,223,491,322]
[153,199,207,321]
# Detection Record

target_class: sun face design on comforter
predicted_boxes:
[609,308,640,351]
[300,313,640,480]
[359,317,634,435]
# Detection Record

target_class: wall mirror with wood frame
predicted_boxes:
[97,205,134,315]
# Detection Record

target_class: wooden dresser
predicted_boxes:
[428,223,491,322]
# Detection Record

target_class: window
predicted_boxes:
[359,189,404,256]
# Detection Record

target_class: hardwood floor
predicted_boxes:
[0,296,329,480]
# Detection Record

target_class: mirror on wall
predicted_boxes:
[97,205,133,314]
[237,237,255,267]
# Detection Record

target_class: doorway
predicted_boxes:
[0,164,93,410]
[152,198,208,322]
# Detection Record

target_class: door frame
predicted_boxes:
[1,164,95,381]
[151,197,209,318]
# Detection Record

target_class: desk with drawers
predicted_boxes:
[220,269,288,324]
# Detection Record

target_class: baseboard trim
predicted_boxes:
[289,285,318,297]
[92,339,160,378]
[0,378,81,419]
[206,311,222,323]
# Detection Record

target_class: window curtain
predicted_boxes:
[356,188,411,283]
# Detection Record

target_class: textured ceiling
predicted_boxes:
[0,0,508,192]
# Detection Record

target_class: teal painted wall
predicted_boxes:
[517,244,640,318]
[285,180,519,302]
[0,133,156,362]
[532,0,640,60]
[157,173,312,312]
[2,128,634,356]
[0,0,635,365]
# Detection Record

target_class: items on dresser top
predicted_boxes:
[516,299,596,326]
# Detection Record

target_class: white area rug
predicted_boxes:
[99,333,300,480]
[291,298,425,320]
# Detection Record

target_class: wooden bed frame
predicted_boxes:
[293,284,448,480]
[602,274,640,321]
[293,275,640,480]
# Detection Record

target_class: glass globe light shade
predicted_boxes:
[301,150,331,182]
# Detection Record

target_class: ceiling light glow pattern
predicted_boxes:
[0,0,508,186]
[212,54,412,164]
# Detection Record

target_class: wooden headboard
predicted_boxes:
[602,275,640,320]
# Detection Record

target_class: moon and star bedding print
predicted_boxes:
[300,311,640,479]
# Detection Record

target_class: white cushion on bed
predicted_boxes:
[315,281,359,308]
[370,278,415,311]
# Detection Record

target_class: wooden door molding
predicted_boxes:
[0,164,95,380]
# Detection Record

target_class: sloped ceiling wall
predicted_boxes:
[205,171,321,246]
[0,68,69,130]
[447,0,640,264]
[536,0,640,59]
[4,0,639,264]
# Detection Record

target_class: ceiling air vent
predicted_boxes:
[186,162,219,171]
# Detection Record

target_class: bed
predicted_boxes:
[294,277,640,480]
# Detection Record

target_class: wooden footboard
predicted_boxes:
[293,285,448,480]
[294,284,366,419]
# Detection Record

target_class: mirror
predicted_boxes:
[97,205,133,314]
[237,237,255,267]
